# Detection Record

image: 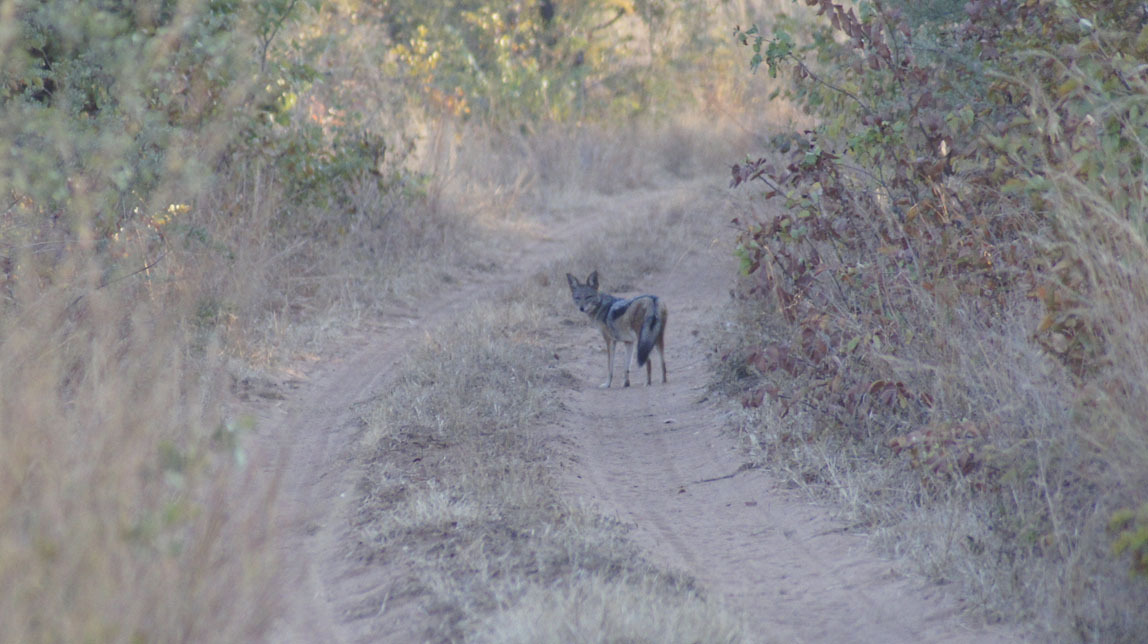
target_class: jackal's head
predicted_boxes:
[566,271,600,314]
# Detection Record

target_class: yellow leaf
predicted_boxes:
[1002,177,1027,192]
[1056,78,1080,98]
[907,200,931,222]
[1137,25,1148,57]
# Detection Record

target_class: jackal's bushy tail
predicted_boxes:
[637,299,664,366]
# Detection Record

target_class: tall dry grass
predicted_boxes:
[0,242,274,641]
[0,5,278,637]
[0,97,488,644]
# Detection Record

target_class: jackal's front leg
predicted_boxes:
[601,337,616,388]
[622,341,635,387]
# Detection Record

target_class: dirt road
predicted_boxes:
[247,178,1019,642]
[549,221,1017,643]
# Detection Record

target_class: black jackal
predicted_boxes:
[566,271,667,388]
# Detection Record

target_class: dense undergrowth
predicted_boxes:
[724,0,1148,640]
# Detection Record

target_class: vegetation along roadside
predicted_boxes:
[723,1,1148,640]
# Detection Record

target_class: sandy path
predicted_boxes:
[245,178,1019,642]
[550,229,1017,643]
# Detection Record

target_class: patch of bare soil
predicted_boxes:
[243,177,1022,643]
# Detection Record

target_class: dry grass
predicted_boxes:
[476,575,745,644]
[0,255,276,642]
[206,166,479,355]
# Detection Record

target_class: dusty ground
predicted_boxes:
[242,178,1023,643]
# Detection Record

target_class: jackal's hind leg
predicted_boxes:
[601,337,615,388]
[622,341,635,388]
[658,334,667,383]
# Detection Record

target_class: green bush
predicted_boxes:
[379,0,728,125]
[1110,503,1148,578]
[2,1,249,233]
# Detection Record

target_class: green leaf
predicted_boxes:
[846,335,863,352]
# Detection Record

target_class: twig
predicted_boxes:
[695,462,761,484]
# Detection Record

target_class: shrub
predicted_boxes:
[728,0,1148,638]
[380,0,733,125]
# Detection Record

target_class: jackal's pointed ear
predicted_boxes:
[566,273,578,290]
[587,271,599,289]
